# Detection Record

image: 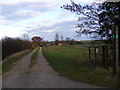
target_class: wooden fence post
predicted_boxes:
[95,47,97,61]
[102,46,106,69]
[112,25,118,76]
[115,26,118,74]
[105,46,108,70]
[118,25,120,66]
[112,25,116,75]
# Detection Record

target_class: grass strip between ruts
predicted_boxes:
[29,47,39,67]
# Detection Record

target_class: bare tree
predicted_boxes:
[60,35,64,41]
[42,36,44,41]
[65,37,71,41]
[54,33,59,45]
[22,33,30,41]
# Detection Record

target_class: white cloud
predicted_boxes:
[0,1,19,5]
[1,1,55,21]
[82,0,96,3]
[0,16,5,20]
[0,0,56,5]
[0,20,14,25]
[0,0,105,6]
[80,0,105,4]
[0,16,14,25]
[43,30,54,33]
[0,25,26,38]
[11,9,41,17]
[0,0,96,41]
[26,0,55,3]
[27,2,55,10]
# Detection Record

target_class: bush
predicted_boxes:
[2,37,32,60]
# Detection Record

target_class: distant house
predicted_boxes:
[58,43,62,46]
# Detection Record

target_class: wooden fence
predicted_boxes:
[89,46,109,70]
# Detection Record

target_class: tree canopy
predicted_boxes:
[99,2,119,40]
[31,36,43,42]
[61,1,119,41]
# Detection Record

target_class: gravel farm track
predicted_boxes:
[2,47,102,88]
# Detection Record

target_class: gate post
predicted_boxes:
[95,47,96,61]
[112,25,118,76]
[115,26,118,73]
[102,46,106,69]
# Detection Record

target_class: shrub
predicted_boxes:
[2,37,32,60]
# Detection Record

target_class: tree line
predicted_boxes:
[2,37,32,60]
[54,32,75,45]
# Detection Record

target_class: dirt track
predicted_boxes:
[3,47,101,88]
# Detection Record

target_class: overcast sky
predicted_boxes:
[0,0,98,41]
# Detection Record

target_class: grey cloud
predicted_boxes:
[26,20,93,41]
[25,20,88,41]
[26,20,77,33]
[2,2,55,21]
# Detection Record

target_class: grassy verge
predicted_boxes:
[29,47,39,67]
[2,49,33,74]
[42,46,119,88]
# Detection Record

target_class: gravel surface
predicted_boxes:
[3,47,102,88]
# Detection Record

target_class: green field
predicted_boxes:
[42,46,119,88]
